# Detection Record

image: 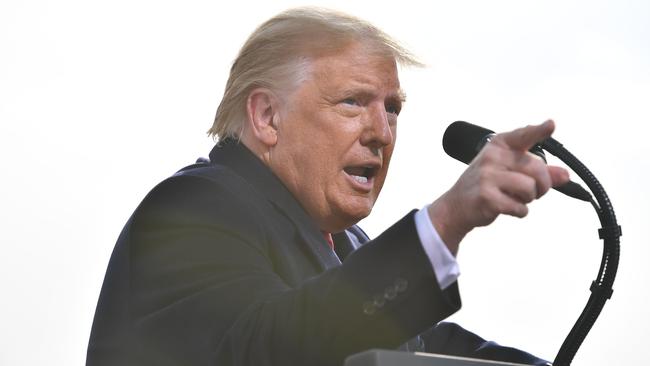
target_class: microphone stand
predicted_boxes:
[540,137,622,366]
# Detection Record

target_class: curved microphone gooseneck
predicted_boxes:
[540,137,620,366]
[442,121,622,366]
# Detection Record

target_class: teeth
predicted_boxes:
[352,175,368,184]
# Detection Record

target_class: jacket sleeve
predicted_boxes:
[421,322,551,366]
[112,174,462,366]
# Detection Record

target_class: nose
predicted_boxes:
[360,103,394,152]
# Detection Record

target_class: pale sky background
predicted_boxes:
[1,0,648,365]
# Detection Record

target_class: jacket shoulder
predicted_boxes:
[130,162,270,246]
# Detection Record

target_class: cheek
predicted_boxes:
[382,142,396,168]
[375,145,395,186]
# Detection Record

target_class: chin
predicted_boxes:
[331,201,374,231]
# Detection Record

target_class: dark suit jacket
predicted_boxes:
[87,140,547,366]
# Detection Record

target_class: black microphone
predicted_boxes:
[442,121,592,202]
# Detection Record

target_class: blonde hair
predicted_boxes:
[208,7,421,141]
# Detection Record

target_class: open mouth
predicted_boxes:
[343,165,378,185]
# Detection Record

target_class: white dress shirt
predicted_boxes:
[414,206,461,290]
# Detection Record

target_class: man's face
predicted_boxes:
[268,43,403,232]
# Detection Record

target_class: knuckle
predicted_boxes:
[537,183,551,197]
[506,201,528,217]
[492,200,506,214]
[516,204,529,218]
[532,160,547,176]
[524,178,537,202]
[522,204,530,216]
[532,166,552,195]
[521,190,535,204]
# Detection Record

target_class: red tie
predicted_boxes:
[321,231,335,251]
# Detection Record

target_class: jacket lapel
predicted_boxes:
[208,140,341,270]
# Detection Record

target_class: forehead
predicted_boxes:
[306,43,403,97]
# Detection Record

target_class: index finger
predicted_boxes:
[495,119,556,151]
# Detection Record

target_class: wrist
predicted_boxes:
[428,192,471,255]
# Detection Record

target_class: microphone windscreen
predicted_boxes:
[443,121,495,164]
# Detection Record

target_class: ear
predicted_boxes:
[245,88,280,147]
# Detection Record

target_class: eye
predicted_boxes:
[341,98,360,106]
[385,102,401,116]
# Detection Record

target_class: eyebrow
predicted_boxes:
[337,87,406,103]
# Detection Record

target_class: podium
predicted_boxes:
[344,350,537,366]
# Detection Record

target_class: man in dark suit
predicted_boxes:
[87,7,568,366]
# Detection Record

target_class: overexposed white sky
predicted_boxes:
[1,1,648,365]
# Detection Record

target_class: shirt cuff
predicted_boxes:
[414,205,461,290]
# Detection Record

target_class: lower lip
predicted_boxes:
[344,172,374,193]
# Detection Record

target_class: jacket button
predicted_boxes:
[416,336,425,352]
[373,294,386,308]
[363,301,376,315]
[384,286,397,300]
[395,278,408,292]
